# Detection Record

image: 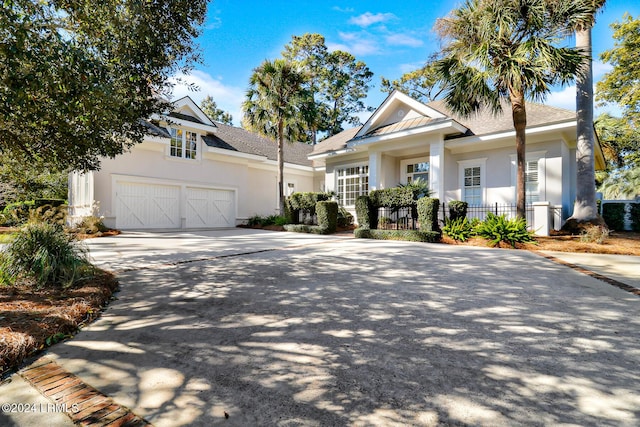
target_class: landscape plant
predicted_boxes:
[474,213,536,247]
[443,217,475,242]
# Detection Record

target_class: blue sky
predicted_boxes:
[171,1,640,126]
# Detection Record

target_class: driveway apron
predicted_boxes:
[2,230,639,426]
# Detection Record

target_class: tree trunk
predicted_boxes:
[510,90,527,219]
[572,27,598,221]
[277,120,285,216]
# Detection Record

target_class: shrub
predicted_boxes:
[72,215,109,235]
[631,203,640,232]
[579,225,610,244]
[0,222,93,288]
[369,187,415,208]
[283,224,332,234]
[448,201,468,222]
[28,204,68,227]
[1,200,35,226]
[355,195,376,228]
[287,192,332,213]
[602,203,626,231]
[354,228,441,243]
[337,207,354,228]
[417,197,440,233]
[474,213,536,247]
[443,217,475,241]
[316,201,338,233]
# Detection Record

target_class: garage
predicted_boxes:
[115,181,236,230]
[115,182,181,229]
[186,187,235,228]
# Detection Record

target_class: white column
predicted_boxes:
[533,201,551,236]
[369,151,382,190]
[430,140,445,200]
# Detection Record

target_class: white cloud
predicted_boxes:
[385,33,424,48]
[328,32,382,56]
[592,60,613,80]
[545,85,576,111]
[332,6,354,13]
[169,70,245,125]
[349,12,397,27]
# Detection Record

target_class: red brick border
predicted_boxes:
[20,357,151,427]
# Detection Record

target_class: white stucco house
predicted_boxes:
[68,96,319,230]
[309,90,606,231]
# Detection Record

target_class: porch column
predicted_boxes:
[430,139,445,200]
[369,150,382,190]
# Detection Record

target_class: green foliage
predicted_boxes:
[1,200,35,226]
[594,114,640,170]
[474,213,536,247]
[287,192,332,212]
[354,228,441,243]
[72,216,109,235]
[200,95,233,125]
[381,63,444,103]
[45,332,73,346]
[355,195,376,228]
[1,0,208,171]
[283,224,332,235]
[369,187,416,208]
[0,159,68,208]
[282,33,373,141]
[247,215,288,227]
[597,14,640,128]
[28,204,68,227]
[631,203,640,232]
[337,207,353,228]
[602,203,627,231]
[443,217,475,242]
[316,201,338,233]
[417,198,440,233]
[598,167,640,200]
[448,201,468,221]
[0,222,93,288]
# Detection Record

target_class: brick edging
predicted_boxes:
[19,357,152,427]
[533,251,640,297]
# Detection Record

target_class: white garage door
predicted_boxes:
[186,187,235,228]
[116,182,181,229]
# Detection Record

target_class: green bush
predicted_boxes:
[246,214,287,227]
[0,222,93,288]
[316,201,338,233]
[1,200,35,226]
[443,217,475,241]
[287,192,332,213]
[72,215,109,235]
[602,202,626,231]
[28,204,68,227]
[354,228,441,243]
[355,195,376,228]
[448,201,468,221]
[369,187,415,208]
[417,197,440,233]
[337,207,353,228]
[474,213,536,247]
[283,224,332,234]
[631,203,640,232]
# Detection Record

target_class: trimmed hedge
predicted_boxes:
[317,201,338,233]
[355,195,376,228]
[602,203,626,231]
[369,187,415,208]
[631,203,640,232]
[448,201,468,221]
[354,228,441,243]
[287,192,332,212]
[417,197,440,233]
[283,224,332,234]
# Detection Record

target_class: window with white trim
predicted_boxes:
[510,152,545,203]
[337,165,369,206]
[170,128,198,159]
[463,166,482,205]
[406,161,430,183]
[525,160,539,202]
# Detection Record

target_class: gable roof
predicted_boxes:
[311,93,579,158]
[170,96,216,127]
[203,122,313,167]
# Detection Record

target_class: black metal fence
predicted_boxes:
[374,202,542,230]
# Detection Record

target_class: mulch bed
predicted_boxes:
[0,271,119,378]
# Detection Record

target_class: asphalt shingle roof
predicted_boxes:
[204,122,314,167]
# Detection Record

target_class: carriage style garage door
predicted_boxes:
[186,187,235,228]
[115,181,235,229]
[115,182,181,229]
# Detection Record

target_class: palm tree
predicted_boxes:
[599,167,640,200]
[242,59,308,215]
[565,1,606,230]
[432,0,602,219]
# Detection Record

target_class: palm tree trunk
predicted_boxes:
[510,90,527,219]
[572,27,598,221]
[277,120,285,216]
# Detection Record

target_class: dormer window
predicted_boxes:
[170,128,198,159]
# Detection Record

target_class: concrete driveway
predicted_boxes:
[3,229,640,426]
